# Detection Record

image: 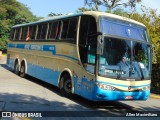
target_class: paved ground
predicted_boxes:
[0,55,160,120]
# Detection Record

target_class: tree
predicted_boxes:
[84,0,102,11]
[127,6,160,63]
[48,12,62,17]
[0,0,39,51]
[77,7,97,12]
[84,0,142,12]
[112,7,128,16]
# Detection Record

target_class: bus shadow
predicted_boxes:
[24,75,136,113]
[0,64,12,71]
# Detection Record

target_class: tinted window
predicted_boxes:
[61,17,78,40]
[30,25,37,40]
[79,15,97,74]
[100,17,148,41]
[41,24,47,39]
[61,19,69,39]
[27,25,37,40]
[79,16,89,46]
[48,22,58,39]
[37,24,48,40]
[88,17,97,35]
[37,24,42,39]
[67,18,77,39]
[79,15,97,63]
[21,27,28,40]
[10,28,16,40]
[15,28,21,40]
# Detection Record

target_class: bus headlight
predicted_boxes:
[97,83,116,90]
[142,86,150,91]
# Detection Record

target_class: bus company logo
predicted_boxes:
[2,112,12,117]
[128,86,132,90]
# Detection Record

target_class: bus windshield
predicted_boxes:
[99,37,151,80]
[100,16,148,41]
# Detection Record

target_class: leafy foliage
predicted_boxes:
[48,12,62,17]
[0,0,39,51]
[127,6,160,63]
[84,0,141,11]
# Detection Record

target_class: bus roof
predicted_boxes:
[84,11,145,27]
[12,11,145,28]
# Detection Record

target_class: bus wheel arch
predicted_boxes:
[14,58,20,75]
[20,59,27,78]
[59,69,74,97]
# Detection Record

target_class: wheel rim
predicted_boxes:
[20,65,25,74]
[64,79,72,93]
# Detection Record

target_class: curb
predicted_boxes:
[150,93,160,99]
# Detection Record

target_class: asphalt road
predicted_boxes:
[0,55,160,120]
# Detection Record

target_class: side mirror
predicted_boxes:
[97,34,104,55]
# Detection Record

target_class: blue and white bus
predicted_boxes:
[7,11,151,101]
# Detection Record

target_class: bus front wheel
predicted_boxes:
[60,74,72,98]
[20,62,26,78]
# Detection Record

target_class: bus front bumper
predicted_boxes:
[93,87,150,101]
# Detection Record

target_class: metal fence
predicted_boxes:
[151,64,160,95]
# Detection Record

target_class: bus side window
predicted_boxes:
[55,22,61,39]
[37,24,42,40]
[79,15,97,74]
[61,19,69,39]
[67,18,78,40]
[26,26,32,41]
[36,23,48,40]
[30,25,37,40]
[15,28,21,40]
[87,16,97,64]
[41,24,47,39]
[79,16,90,63]
[10,28,16,40]
[21,27,28,40]
[60,17,78,42]
[48,21,59,40]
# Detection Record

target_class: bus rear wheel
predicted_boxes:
[60,74,72,98]
[14,61,19,75]
[20,63,26,78]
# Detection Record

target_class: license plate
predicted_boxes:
[125,96,133,99]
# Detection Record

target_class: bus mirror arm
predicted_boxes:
[97,34,104,55]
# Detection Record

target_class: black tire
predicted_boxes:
[14,61,19,75]
[20,62,26,78]
[60,74,73,97]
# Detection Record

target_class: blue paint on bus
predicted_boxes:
[27,63,60,86]
[96,81,150,88]
[73,78,150,101]
[93,86,150,100]
[9,43,56,54]
[8,59,14,70]
[7,58,60,86]
[8,57,150,101]
[8,43,79,61]
[56,54,79,61]
[8,43,15,48]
